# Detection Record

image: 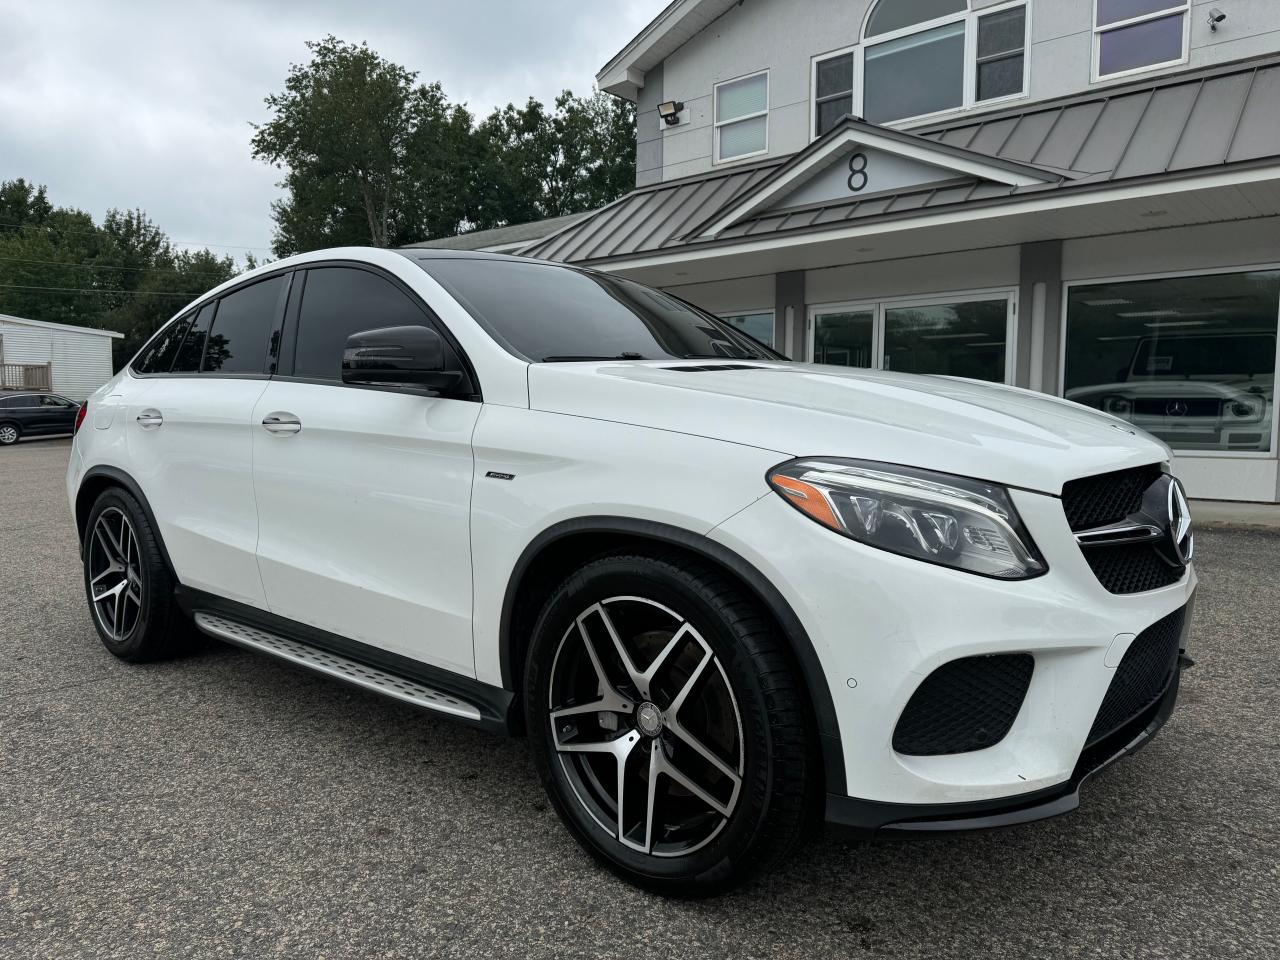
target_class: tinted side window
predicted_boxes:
[172,303,216,373]
[422,259,771,362]
[202,275,287,374]
[0,397,16,408]
[132,313,192,374]
[293,267,432,381]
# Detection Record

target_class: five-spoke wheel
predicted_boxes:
[549,596,744,857]
[525,552,812,896]
[82,487,193,661]
[87,507,144,643]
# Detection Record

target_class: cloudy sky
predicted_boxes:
[0,0,664,259]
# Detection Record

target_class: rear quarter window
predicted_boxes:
[132,312,193,374]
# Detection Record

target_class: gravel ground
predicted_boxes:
[2,438,1277,959]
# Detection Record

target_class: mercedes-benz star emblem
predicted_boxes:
[635,702,664,738]
[1166,400,1189,417]
[1167,477,1194,565]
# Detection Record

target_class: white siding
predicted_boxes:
[647,0,1280,182]
[0,317,118,401]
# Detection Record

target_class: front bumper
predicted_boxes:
[826,657,1186,832]
[708,485,1198,810]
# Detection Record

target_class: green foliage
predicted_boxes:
[254,37,636,255]
[0,178,243,368]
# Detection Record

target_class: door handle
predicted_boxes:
[262,412,302,435]
[136,409,163,429]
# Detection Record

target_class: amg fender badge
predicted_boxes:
[485,471,516,481]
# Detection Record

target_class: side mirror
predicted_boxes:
[342,325,464,392]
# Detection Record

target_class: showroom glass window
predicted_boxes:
[1094,0,1189,80]
[812,309,875,367]
[882,298,1008,380]
[810,294,1011,381]
[858,0,1026,126]
[720,311,776,348]
[1064,270,1280,453]
[714,71,769,162]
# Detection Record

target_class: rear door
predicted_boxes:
[250,264,480,676]
[128,274,290,609]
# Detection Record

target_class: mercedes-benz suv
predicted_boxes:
[67,248,1196,896]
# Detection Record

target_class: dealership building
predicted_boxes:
[420,0,1280,502]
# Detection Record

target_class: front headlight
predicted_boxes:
[767,458,1047,580]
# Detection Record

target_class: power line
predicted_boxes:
[0,219,274,253]
[0,282,194,298]
[0,253,235,279]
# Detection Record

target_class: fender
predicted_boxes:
[75,465,175,575]
[499,515,846,789]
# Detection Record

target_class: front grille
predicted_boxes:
[1062,463,1186,594]
[1132,398,1220,418]
[1087,606,1185,747]
[1084,542,1184,594]
[893,654,1034,756]
[1061,463,1164,531]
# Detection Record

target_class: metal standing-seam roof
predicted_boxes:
[403,211,594,252]
[523,53,1280,265]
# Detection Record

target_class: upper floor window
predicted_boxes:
[1093,1,1188,81]
[714,71,769,162]
[822,0,1026,130]
[813,49,855,137]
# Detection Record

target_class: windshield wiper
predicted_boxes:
[542,352,648,362]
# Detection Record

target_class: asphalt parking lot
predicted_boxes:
[2,438,1277,959]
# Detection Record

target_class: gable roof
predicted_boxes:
[691,116,1068,238]
[523,53,1280,266]
[597,0,740,99]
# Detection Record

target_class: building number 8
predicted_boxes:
[847,152,869,193]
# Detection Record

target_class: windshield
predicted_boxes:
[415,257,779,362]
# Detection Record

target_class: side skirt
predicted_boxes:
[177,586,515,736]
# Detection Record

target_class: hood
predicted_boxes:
[526,361,1170,495]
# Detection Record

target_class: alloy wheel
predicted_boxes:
[0,425,18,444]
[548,596,744,857]
[87,507,144,642]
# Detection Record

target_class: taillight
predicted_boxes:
[74,401,88,434]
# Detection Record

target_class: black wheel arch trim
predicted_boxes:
[75,465,175,573]
[499,515,846,790]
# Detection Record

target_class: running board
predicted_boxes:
[193,612,483,722]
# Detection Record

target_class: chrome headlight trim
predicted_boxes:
[767,458,1048,581]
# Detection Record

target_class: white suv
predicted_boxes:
[68,248,1197,896]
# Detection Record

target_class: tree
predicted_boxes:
[0,178,243,368]
[473,91,636,229]
[252,37,637,254]
[253,36,445,254]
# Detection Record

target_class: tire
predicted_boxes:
[82,487,196,662]
[524,551,813,896]
[0,421,20,445]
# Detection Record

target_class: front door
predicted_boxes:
[250,265,480,676]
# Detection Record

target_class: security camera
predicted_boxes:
[1208,8,1227,30]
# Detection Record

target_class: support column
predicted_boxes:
[775,270,806,361]
[1018,241,1063,393]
